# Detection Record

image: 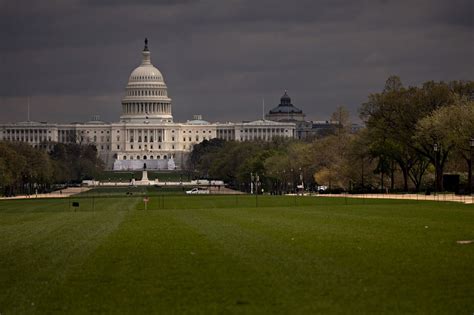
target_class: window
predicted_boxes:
[172,136,175,141]
[123,156,127,160]
[117,145,120,149]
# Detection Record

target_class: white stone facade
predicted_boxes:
[0,40,296,170]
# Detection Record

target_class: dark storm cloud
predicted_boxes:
[86,0,197,6]
[0,0,472,123]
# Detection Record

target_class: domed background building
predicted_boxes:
[0,39,296,170]
[266,91,305,122]
[265,90,340,139]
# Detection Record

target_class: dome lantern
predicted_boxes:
[141,38,151,65]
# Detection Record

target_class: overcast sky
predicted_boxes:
[0,0,472,124]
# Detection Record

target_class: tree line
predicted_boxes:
[190,77,474,194]
[0,142,104,196]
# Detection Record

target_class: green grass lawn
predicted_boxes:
[0,195,473,314]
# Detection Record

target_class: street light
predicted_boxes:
[299,167,303,195]
[282,170,286,194]
[469,138,474,195]
[250,172,254,194]
[256,174,260,190]
[434,143,439,195]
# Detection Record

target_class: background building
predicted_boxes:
[266,91,339,139]
[0,40,295,170]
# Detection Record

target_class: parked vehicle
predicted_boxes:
[186,187,210,195]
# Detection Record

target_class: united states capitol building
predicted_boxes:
[0,40,338,170]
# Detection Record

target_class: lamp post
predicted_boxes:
[255,173,260,207]
[282,170,286,194]
[250,172,254,194]
[469,138,474,195]
[433,143,439,195]
[256,173,260,193]
[291,169,295,192]
[299,167,303,195]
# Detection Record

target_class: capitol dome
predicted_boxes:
[120,39,173,123]
[128,56,164,83]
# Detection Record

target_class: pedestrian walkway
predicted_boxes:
[0,187,90,200]
[320,193,474,204]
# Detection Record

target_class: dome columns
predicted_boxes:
[121,102,172,116]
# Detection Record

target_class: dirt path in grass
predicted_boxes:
[0,187,90,200]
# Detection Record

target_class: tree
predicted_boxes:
[359,77,470,191]
[310,133,353,190]
[330,106,351,135]
[415,97,474,192]
[413,106,455,192]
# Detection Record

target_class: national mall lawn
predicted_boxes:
[0,191,473,314]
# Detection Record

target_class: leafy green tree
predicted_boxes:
[360,77,472,191]
[415,97,474,192]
